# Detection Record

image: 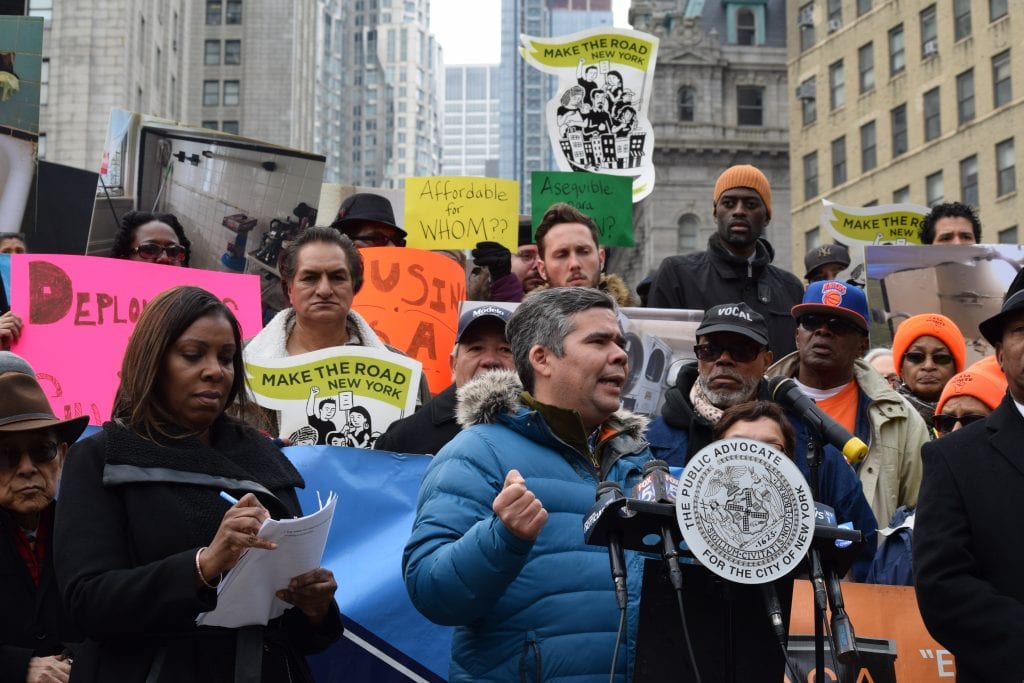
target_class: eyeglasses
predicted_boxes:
[132,242,187,262]
[932,413,986,434]
[0,442,60,471]
[693,341,766,363]
[352,233,401,247]
[903,351,954,367]
[798,314,865,337]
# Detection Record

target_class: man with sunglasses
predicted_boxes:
[766,280,929,537]
[914,290,1024,681]
[0,354,87,683]
[330,192,407,248]
[646,302,876,578]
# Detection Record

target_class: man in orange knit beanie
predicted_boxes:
[647,164,804,356]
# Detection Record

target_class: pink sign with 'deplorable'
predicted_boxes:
[9,254,263,425]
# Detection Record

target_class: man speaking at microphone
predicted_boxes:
[403,287,653,682]
[647,302,877,577]
[766,281,929,540]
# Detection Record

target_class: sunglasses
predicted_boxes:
[0,442,60,471]
[132,242,187,262]
[903,351,954,366]
[693,341,766,363]
[798,314,864,336]
[932,413,986,434]
[352,233,402,247]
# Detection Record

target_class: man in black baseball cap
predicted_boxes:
[804,243,851,284]
[331,192,407,248]
[646,302,876,576]
[375,303,514,454]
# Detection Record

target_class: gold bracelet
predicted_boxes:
[195,546,220,589]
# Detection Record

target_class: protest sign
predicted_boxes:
[531,171,634,246]
[403,176,519,253]
[864,243,1023,362]
[245,346,421,446]
[520,27,659,202]
[9,254,262,424]
[789,580,953,681]
[353,247,465,395]
[819,199,930,285]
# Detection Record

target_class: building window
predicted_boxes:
[223,80,239,106]
[829,60,845,110]
[826,0,842,27]
[891,104,908,157]
[798,2,815,52]
[805,226,821,250]
[677,214,700,253]
[736,8,756,45]
[889,24,905,76]
[737,86,763,126]
[954,0,972,41]
[224,40,241,65]
[996,138,1016,196]
[923,87,941,141]
[203,80,219,107]
[861,121,877,172]
[206,0,222,25]
[28,0,52,25]
[960,155,979,207]
[40,58,48,105]
[225,0,242,24]
[804,151,819,200]
[832,136,847,186]
[204,40,220,65]
[926,171,944,207]
[678,86,695,121]
[222,121,239,135]
[893,185,910,203]
[37,133,45,159]
[920,5,937,58]
[202,120,218,130]
[857,0,872,17]
[993,50,1012,108]
[858,42,874,94]
[957,69,975,125]
[999,226,1018,244]
[799,77,816,126]
[990,0,1008,21]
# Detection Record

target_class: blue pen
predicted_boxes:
[219,491,239,506]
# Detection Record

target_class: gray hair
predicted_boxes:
[507,287,618,392]
[279,226,363,298]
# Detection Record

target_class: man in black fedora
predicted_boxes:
[330,192,407,248]
[914,288,1024,681]
[0,354,88,683]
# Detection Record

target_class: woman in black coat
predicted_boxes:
[54,286,341,682]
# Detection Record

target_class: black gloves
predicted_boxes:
[471,241,512,280]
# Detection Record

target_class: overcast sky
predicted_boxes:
[430,0,631,65]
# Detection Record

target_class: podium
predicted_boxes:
[586,498,861,683]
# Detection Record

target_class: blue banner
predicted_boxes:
[286,445,451,682]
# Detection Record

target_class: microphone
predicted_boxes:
[591,481,628,611]
[760,583,787,643]
[825,566,859,663]
[767,377,869,464]
[633,459,678,503]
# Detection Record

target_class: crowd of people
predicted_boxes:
[1,161,1019,682]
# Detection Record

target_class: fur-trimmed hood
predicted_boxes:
[455,368,649,438]
[527,273,637,307]
[244,307,388,361]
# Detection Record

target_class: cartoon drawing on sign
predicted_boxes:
[339,406,374,448]
[521,27,660,201]
[304,386,342,444]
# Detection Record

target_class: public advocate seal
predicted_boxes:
[675,437,814,584]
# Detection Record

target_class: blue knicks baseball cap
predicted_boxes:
[791,280,869,332]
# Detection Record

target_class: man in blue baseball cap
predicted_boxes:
[766,280,930,533]
[375,303,514,455]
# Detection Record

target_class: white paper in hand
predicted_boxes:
[196,492,337,628]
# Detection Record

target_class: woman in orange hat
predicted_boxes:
[891,313,967,427]
[931,365,1008,437]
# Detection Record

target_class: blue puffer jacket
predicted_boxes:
[403,370,652,682]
